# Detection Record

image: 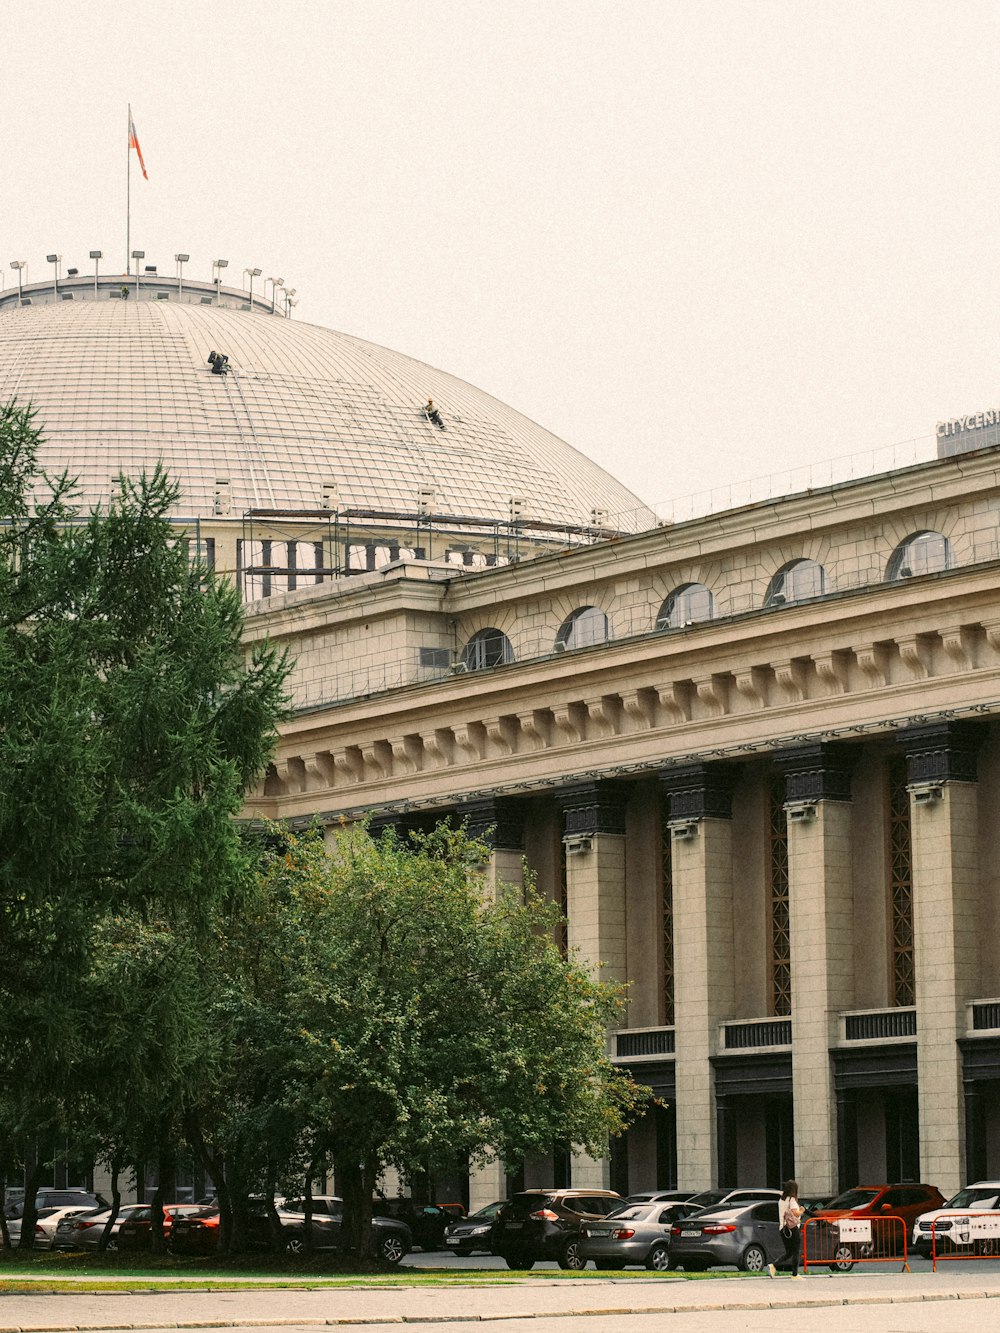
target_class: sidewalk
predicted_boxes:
[2,1269,1000,1329]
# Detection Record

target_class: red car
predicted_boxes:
[808,1183,944,1268]
[116,1204,206,1250]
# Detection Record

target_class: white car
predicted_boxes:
[6,1205,91,1249]
[912,1181,1000,1257]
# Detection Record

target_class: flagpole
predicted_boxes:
[126,103,131,275]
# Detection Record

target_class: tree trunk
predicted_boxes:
[184,1111,231,1254]
[149,1143,176,1256]
[98,1162,122,1253]
[17,1161,45,1251]
[336,1156,378,1260]
[0,1176,10,1250]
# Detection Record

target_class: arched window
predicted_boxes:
[462,627,514,670]
[886,531,950,581]
[764,558,826,608]
[656,583,714,630]
[555,606,610,651]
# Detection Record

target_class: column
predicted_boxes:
[901,722,981,1199]
[779,742,855,1198]
[558,781,629,1190]
[661,763,738,1189]
[462,797,528,1210]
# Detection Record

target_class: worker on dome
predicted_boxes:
[424,399,445,429]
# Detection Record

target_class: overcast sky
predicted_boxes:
[3,1,999,513]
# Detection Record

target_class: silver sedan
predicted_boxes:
[580,1202,690,1271]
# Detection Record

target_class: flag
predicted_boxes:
[128,110,148,180]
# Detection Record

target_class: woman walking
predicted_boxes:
[769,1179,805,1278]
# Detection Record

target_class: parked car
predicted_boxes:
[580,1199,684,1270]
[32,1205,99,1250]
[682,1187,781,1214]
[170,1196,412,1265]
[911,1181,1000,1257]
[668,1198,787,1271]
[809,1183,945,1268]
[372,1199,465,1251]
[443,1200,507,1256]
[53,1204,148,1252]
[493,1188,624,1270]
[624,1190,697,1206]
[4,1189,105,1221]
[116,1204,206,1250]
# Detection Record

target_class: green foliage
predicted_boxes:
[0,399,290,1223]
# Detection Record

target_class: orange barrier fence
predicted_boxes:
[802,1214,908,1272]
[929,1212,1000,1271]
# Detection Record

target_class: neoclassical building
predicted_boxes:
[4,264,999,1207]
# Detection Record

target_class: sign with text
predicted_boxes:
[837,1219,872,1242]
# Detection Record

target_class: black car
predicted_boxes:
[493,1188,624,1270]
[443,1200,506,1256]
[372,1198,465,1251]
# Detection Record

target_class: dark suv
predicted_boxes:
[494,1188,624,1269]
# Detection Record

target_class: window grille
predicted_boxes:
[887,757,915,1006]
[769,777,791,1016]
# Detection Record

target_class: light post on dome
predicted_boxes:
[244,266,262,310]
[283,287,296,318]
[47,254,62,298]
[266,276,284,313]
[286,297,299,319]
[90,251,103,298]
[212,259,228,304]
[10,260,27,301]
[131,250,145,297]
[175,253,190,300]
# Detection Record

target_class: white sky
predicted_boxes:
[3,0,999,512]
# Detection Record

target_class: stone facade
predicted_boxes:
[241,444,1000,1202]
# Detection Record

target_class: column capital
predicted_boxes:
[659,761,739,821]
[773,741,855,802]
[896,719,981,784]
[458,796,527,851]
[557,780,628,836]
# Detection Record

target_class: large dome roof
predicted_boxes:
[0,280,651,532]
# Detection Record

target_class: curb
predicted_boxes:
[3,1290,1000,1329]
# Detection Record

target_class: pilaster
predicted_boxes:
[899,722,982,1197]
[661,763,738,1188]
[557,782,628,1189]
[777,742,855,1196]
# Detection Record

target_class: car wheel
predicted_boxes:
[378,1233,406,1265]
[285,1235,305,1255]
[558,1238,587,1270]
[740,1244,768,1272]
[830,1245,854,1272]
[503,1253,535,1270]
[595,1258,626,1270]
[646,1243,671,1272]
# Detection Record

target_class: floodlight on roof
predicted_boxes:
[89,250,103,259]
[214,258,229,268]
[47,254,62,295]
[174,253,190,298]
[10,260,26,300]
[131,250,145,259]
[244,267,262,310]
[46,254,60,263]
[175,253,190,262]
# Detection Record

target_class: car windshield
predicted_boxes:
[469,1201,504,1220]
[943,1188,1000,1209]
[607,1205,652,1221]
[825,1189,880,1210]
[685,1189,729,1208]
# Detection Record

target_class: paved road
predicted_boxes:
[3,1268,1000,1332]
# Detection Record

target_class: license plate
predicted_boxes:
[589,1227,610,1237]
[681,1229,700,1237]
[445,1237,460,1245]
[506,1221,523,1230]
